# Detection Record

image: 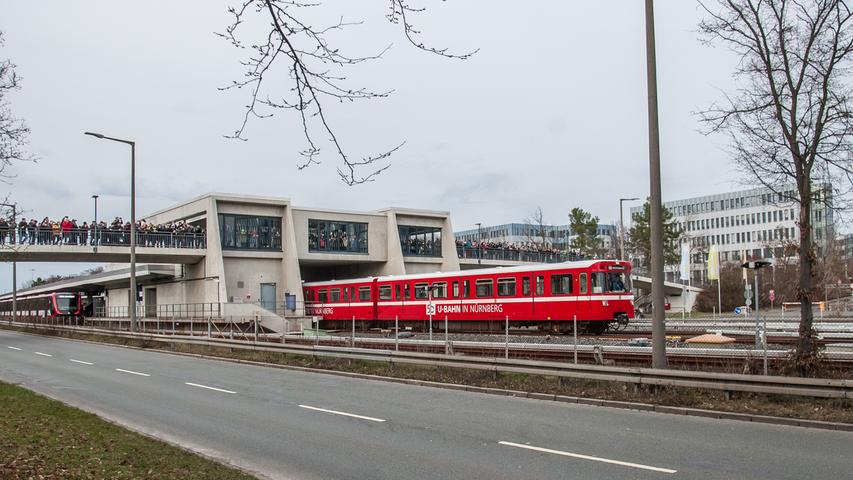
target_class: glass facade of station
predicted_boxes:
[399,225,441,257]
[308,219,369,254]
[218,214,282,250]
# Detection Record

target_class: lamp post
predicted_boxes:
[85,132,136,332]
[0,202,17,323]
[619,197,640,261]
[475,222,482,264]
[92,194,99,248]
[645,0,667,369]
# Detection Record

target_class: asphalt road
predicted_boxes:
[0,329,850,480]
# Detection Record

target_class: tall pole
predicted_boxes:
[645,0,667,368]
[1,202,17,323]
[85,132,137,332]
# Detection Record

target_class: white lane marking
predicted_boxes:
[298,404,386,423]
[69,359,94,366]
[115,368,150,377]
[34,351,53,357]
[498,441,677,474]
[185,382,236,394]
[7,346,21,350]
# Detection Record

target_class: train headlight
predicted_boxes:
[602,300,609,306]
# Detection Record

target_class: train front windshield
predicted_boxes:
[56,295,79,314]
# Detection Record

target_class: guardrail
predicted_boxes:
[0,227,206,249]
[455,246,582,264]
[4,320,850,399]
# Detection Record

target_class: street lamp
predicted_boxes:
[92,194,99,248]
[0,202,17,323]
[475,222,482,264]
[85,131,137,332]
[619,197,640,261]
[743,259,773,374]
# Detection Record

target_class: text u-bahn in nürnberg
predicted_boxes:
[303,260,633,334]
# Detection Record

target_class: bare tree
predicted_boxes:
[0,31,33,179]
[219,1,476,185]
[699,0,853,373]
[523,206,549,246]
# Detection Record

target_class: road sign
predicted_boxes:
[768,289,775,302]
[734,307,742,314]
[425,303,436,316]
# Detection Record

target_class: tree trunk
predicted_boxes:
[795,180,818,374]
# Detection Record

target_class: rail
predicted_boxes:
[3,320,850,399]
[0,228,206,249]
[456,246,583,264]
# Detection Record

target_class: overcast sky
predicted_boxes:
[1,0,745,287]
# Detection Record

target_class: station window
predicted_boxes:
[432,282,448,299]
[535,275,544,296]
[398,225,442,257]
[579,273,588,294]
[522,277,531,296]
[318,289,329,303]
[330,288,341,302]
[497,278,516,297]
[308,219,368,254]
[551,274,572,295]
[379,285,392,301]
[359,286,371,301]
[218,214,282,251]
[475,279,493,298]
[414,283,430,299]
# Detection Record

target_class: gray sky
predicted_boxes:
[1,0,744,287]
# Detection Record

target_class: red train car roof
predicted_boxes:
[303,260,630,287]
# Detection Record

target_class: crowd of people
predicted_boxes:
[456,239,585,260]
[0,216,205,248]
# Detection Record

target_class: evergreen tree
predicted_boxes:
[627,200,682,271]
[568,208,602,258]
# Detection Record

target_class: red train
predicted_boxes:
[0,291,83,319]
[303,260,634,334]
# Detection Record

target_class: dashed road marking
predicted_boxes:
[115,368,150,377]
[69,359,94,366]
[298,404,386,423]
[7,346,21,350]
[498,441,677,474]
[185,382,236,394]
[34,351,52,357]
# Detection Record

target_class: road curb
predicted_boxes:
[5,327,852,432]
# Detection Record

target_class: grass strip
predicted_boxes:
[0,381,257,479]
[5,325,853,424]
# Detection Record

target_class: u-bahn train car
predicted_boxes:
[0,291,83,318]
[303,260,633,334]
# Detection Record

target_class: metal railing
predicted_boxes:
[456,246,582,264]
[0,228,206,249]
[2,318,850,399]
[95,303,222,319]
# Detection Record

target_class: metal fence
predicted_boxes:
[455,246,582,264]
[0,228,205,249]
[95,303,222,319]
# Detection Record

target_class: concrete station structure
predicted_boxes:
[2,193,703,321]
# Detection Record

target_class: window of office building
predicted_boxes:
[218,214,282,251]
[308,219,368,254]
[399,225,442,257]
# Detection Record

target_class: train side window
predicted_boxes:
[535,276,544,296]
[592,272,605,294]
[432,282,448,298]
[305,290,314,301]
[318,289,329,303]
[395,284,401,300]
[497,278,516,297]
[522,277,531,296]
[463,280,471,298]
[351,287,357,301]
[379,285,392,300]
[551,274,573,295]
[414,283,429,299]
[579,273,588,294]
[330,288,341,302]
[359,286,371,301]
[452,281,459,298]
[404,284,410,300]
[475,279,494,297]
[343,289,349,302]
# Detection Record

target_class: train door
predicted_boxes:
[372,279,379,321]
[533,275,544,318]
[577,272,590,320]
[522,276,533,319]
